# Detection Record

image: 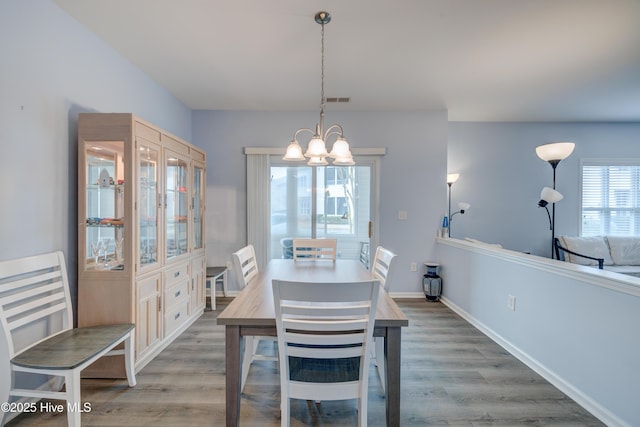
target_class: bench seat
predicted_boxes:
[12,324,134,370]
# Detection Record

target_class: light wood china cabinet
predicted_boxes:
[77,113,206,376]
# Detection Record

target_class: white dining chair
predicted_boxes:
[370,246,397,392]
[231,244,278,391]
[292,238,337,261]
[272,279,380,427]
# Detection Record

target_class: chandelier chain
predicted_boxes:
[320,18,325,117]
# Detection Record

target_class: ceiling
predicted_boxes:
[54,0,640,122]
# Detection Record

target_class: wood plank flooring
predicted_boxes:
[7,299,604,426]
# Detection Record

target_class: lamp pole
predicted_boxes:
[550,160,559,259]
[446,173,459,237]
[448,183,452,221]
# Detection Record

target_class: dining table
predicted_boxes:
[217,259,409,426]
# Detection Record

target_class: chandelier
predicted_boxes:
[283,11,354,166]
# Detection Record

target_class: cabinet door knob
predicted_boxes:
[175,290,181,298]
[174,271,180,277]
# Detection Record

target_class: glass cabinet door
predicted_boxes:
[192,163,204,251]
[165,151,189,260]
[138,140,160,269]
[84,141,125,271]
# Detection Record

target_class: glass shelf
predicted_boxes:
[83,142,125,272]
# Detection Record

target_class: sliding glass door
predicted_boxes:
[270,162,375,263]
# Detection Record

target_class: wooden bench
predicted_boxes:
[0,251,135,427]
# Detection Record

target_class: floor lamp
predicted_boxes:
[535,142,575,258]
[446,173,470,238]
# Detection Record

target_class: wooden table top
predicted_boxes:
[217,259,408,328]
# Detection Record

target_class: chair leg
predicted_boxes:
[65,370,82,427]
[124,332,137,387]
[222,270,228,297]
[375,338,385,393]
[240,336,255,392]
[357,397,367,427]
[207,278,216,311]
[0,369,12,426]
[280,396,290,427]
[358,378,369,427]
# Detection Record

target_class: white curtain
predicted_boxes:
[246,154,270,269]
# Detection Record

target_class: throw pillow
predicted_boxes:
[606,236,640,266]
[559,236,613,266]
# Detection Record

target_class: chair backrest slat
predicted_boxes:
[288,345,364,359]
[285,332,366,347]
[282,302,370,317]
[1,280,64,307]
[292,238,337,261]
[231,244,259,288]
[372,246,397,291]
[7,302,68,332]
[4,291,67,324]
[0,270,63,294]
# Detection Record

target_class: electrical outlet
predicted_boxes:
[507,294,516,311]
[226,261,232,270]
[410,262,417,272]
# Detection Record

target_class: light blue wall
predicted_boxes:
[438,239,640,427]
[193,110,448,293]
[0,0,191,304]
[448,122,640,257]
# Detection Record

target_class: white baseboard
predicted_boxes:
[216,291,429,299]
[388,291,425,299]
[440,296,629,427]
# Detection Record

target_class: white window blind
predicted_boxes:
[581,161,640,236]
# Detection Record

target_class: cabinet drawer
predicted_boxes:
[164,263,189,286]
[164,280,189,310]
[164,300,189,336]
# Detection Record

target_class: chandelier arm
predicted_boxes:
[293,128,315,140]
[323,125,344,140]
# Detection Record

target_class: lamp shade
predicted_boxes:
[540,187,563,204]
[328,137,352,159]
[458,202,471,211]
[535,142,575,162]
[307,156,328,166]
[304,135,330,158]
[447,173,460,184]
[332,154,355,166]
[283,140,305,161]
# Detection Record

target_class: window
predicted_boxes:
[581,161,640,236]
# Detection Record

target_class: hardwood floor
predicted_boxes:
[7,299,604,426]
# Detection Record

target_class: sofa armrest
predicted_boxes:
[554,238,605,269]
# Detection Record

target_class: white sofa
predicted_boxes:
[556,235,640,276]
